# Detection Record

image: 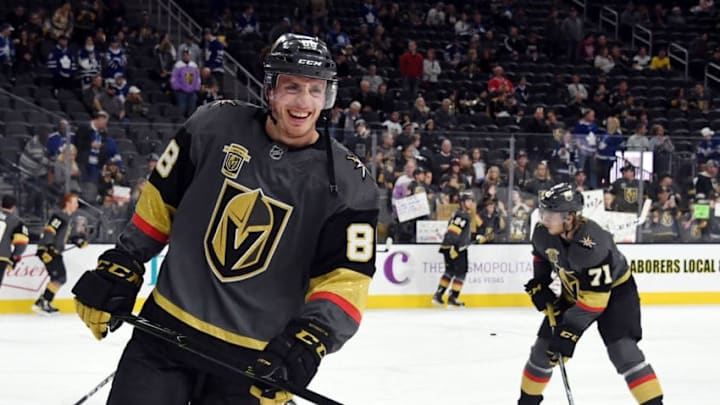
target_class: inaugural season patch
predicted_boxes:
[221,143,251,179]
[204,179,293,282]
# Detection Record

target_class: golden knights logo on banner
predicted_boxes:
[204,179,293,282]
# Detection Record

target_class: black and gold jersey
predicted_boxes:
[531,218,631,333]
[116,101,379,353]
[611,178,642,212]
[441,209,472,250]
[39,210,73,252]
[0,210,29,265]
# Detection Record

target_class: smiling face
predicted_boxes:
[266,74,326,147]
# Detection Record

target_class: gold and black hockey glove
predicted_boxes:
[36,245,59,265]
[547,324,582,365]
[253,319,330,389]
[72,249,144,340]
[524,278,557,313]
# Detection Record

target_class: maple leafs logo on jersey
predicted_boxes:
[346,154,369,180]
[580,235,596,249]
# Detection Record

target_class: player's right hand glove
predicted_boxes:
[547,324,582,365]
[71,249,144,340]
[524,278,557,313]
[36,245,59,265]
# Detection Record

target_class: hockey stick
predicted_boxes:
[113,314,343,405]
[72,371,116,405]
[546,304,575,405]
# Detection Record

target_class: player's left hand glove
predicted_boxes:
[547,324,582,365]
[253,319,330,388]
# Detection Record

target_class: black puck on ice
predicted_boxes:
[490,332,497,336]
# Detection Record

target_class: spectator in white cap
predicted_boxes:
[125,85,149,118]
[696,159,719,200]
[696,126,720,163]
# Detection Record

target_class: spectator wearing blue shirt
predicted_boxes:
[696,126,720,163]
[77,36,101,90]
[47,35,75,94]
[104,36,126,80]
[359,0,378,26]
[46,119,75,160]
[237,5,260,36]
[326,20,350,49]
[596,116,626,187]
[203,28,225,91]
[0,23,15,79]
[573,109,603,188]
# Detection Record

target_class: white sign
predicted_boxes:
[415,220,448,243]
[395,192,430,223]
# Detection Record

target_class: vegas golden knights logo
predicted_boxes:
[544,248,579,302]
[221,143,251,179]
[624,188,638,203]
[204,179,293,282]
[545,248,559,266]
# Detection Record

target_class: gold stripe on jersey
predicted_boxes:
[43,226,57,235]
[612,268,631,287]
[152,289,267,350]
[448,224,462,234]
[12,234,29,245]
[135,182,177,238]
[576,290,610,312]
[307,268,372,323]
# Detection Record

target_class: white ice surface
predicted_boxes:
[0,306,715,404]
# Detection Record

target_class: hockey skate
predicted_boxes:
[32,298,59,315]
[447,296,465,308]
[431,293,445,307]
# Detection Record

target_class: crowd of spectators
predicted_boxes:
[2,0,720,244]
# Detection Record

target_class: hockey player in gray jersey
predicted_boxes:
[432,191,476,307]
[518,183,663,404]
[72,33,379,404]
[0,195,29,287]
[33,192,87,314]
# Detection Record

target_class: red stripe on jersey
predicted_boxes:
[12,241,29,245]
[132,213,169,244]
[533,255,545,262]
[308,291,362,324]
[523,369,550,383]
[576,300,606,313]
[628,373,657,389]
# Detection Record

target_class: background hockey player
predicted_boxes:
[432,190,476,307]
[72,33,379,404]
[33,192,88,314]
[0,195,29,288]
[519,183,663,405]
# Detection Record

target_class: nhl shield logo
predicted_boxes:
[204,180,293,282]
[221,144,251,179]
